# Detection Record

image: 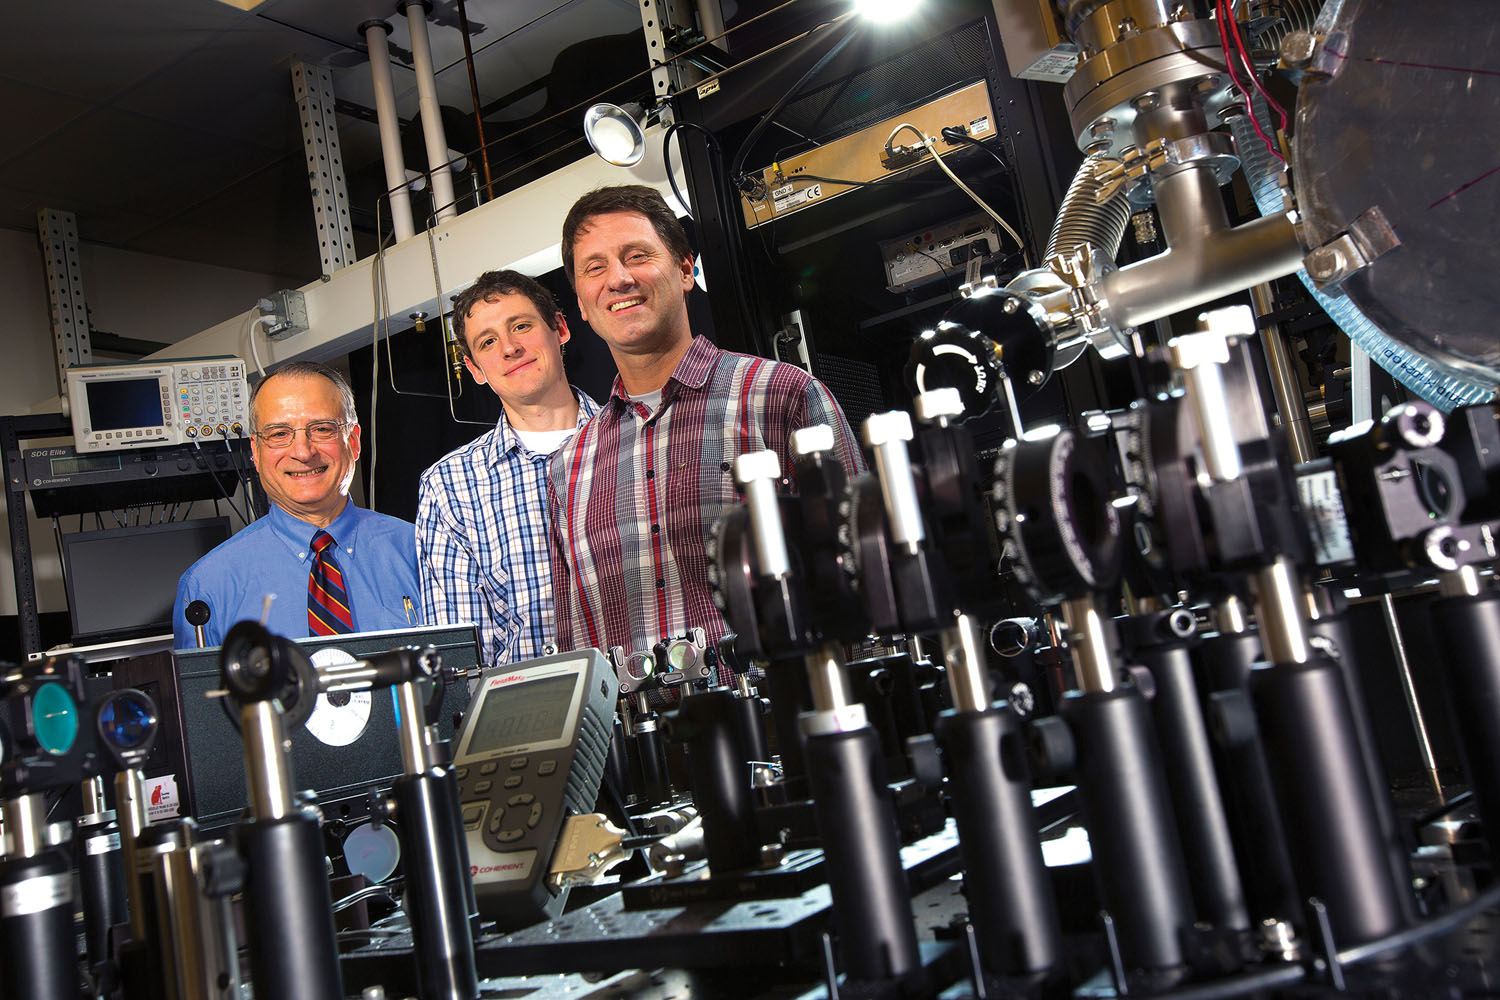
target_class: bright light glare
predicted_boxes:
[590,118,638,164]
[855,0,922,23]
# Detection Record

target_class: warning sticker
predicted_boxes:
[144,774,181,823]
[1019,44,1081,83]
[772,183,823,215]
[1297,468,1355,565]
[968,116,992,137]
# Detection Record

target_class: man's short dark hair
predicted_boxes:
[450,270,561,361]
[561,185,693,288]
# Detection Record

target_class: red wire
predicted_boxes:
[1217,0,1286,164]
[1225,0,1290,131]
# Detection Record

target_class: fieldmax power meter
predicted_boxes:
[452,649,618,929]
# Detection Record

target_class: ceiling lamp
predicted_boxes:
[583,103,650,167]
[854,0,922,23]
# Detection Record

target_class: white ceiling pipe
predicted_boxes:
[696,0,725,44]
[362,19,417,242]
[404,0,459,224]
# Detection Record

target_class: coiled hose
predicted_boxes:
[1228,101,1494,411]
[1046,154,1133,261]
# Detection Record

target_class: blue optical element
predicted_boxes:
[32,682,79,755]
[99,692,156,750]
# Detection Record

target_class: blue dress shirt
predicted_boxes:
[173,501,420,649]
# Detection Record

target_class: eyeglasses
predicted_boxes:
[254,420,347,448]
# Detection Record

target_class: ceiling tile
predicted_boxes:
[124,154,324,280]
[0,0,246,102]
[114,20,346,153]
[0,108,284,218]
[0,79,96,164]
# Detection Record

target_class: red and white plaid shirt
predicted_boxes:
[547,336,864,676]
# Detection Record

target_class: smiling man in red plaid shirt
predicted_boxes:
[546,185,864,677]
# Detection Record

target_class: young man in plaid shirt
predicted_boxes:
[547,186,863,679]
[417,270,599,666]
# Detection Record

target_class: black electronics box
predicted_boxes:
[113,624,479,830]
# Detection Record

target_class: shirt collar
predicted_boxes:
[606,335,720,411]
[494,388,597,458]
[267,499,360,563]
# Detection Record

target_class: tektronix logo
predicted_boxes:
[486,673,527,689]
[473,862,526,875]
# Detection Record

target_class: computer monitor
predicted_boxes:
[61,518,231,643]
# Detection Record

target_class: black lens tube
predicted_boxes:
[1306,609,1418,926]
[804,724,922,984]
[1250,656,1411,946]
[393,773,479,1000]
[1431,588,1500,864]
[1192,631,1300,927]
[672,691,761,872]
[1061,685,1194,971]
[1136,635,1249,932]
[634,716,672,807]
[75,811,128,973]
[937,705,1060,975]
[606,715,632,801]
[237,812,345,1000]
[0,851,77,1000]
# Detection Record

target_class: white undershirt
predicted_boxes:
[513,426,575,455]
[629,388,664,413]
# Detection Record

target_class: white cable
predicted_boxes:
[246,312,275,379]
[889,122,1031,268]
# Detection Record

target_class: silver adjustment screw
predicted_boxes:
[1305,245,1344,282]
[791,424,835,458]
[734,450,792,579]
[862,411,925,549]
[1280,29,1318,69]
[914,388,964,425]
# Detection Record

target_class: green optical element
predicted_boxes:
[32,682,79,755]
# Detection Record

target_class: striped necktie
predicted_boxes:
[308,530,354,636]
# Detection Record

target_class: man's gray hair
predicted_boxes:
[248,361,359,435]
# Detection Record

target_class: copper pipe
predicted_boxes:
[454,0,494,201]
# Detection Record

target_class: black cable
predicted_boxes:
[909,246,957,300]
[225,438,261,522]
[663,121,723,223]
[940,127,1011,176]
[193,441,251,527]
[729,17,863,191]
[666,118,770,357]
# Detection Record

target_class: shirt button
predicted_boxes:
[645,469,655,479]
[656,579,665,589]
[651,523,660,534]
[720,462,730,472]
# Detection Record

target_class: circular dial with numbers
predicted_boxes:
[305,647,372,748]
[991,428,1122,603]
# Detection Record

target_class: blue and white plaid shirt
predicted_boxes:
[417,390,600,667]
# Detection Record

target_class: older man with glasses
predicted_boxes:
[173,360,420,648]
